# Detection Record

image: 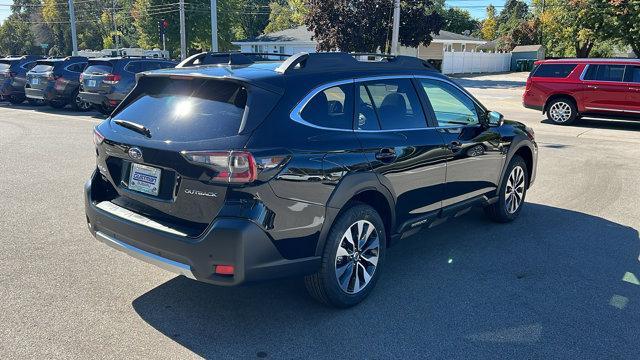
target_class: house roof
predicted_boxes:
[512,45,544,52]
[234,26,485,45]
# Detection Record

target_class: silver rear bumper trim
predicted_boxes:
[96,231,195,279]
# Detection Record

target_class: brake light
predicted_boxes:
[103,73,121,85]
[181,150,257,184]
[6,70,16,78]
[214,265,234,276]
[93,128,105,146]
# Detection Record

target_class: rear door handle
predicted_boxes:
[587,85,599,89]
[375,148,397,162]
[629,87,640,92]
[448,141,463,151]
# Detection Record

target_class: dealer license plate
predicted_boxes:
[129,163,161,196]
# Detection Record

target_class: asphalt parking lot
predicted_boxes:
[1,73,639,359]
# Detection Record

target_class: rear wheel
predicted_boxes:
[547,98,578,125]
[485,155,528,222]
[8,94,24,104]
[48,100,67,109]
[71,92,92,111]
[27,98,45,106]
[304,203,386,308]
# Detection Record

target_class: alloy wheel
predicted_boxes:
[505,165,525,214]
[549,101,572,123]
[76,96,91,111]
[334,220,380,294]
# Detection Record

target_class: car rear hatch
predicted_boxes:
[26,61,57,90]
[82,60,118,93]
[93,75,281,237]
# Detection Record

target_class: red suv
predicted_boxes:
[523,59,640,125]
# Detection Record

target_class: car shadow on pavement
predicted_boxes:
[542,117,640,132]
[0,102,107,119]
[132,203,640,359]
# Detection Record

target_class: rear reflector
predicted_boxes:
[93,128,105,145]
[214,264,234,276]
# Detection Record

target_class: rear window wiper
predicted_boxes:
[113,119,151,138]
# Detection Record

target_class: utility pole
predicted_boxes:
[68,0,78,55]
[210,0,218,52]
[112,0,118,49]
[179,0,186,60]
[391,0,400,55]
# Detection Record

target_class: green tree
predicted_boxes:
[264,0,308,33]
[606,0,640,56]
[441,8,478,35]
[306,0,444,53]
[536,0,609,57]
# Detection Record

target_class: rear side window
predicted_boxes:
[533,64,577,78]
[84,62,113,74]
[31,64,53,73]
[21,61,38,71]
[584,64,626,82]
[67,63,86,72]
[624,66,640,83]
[360,78,426,130]
[125,61,143,73]
[299,84,354,130]
[112,78,247,142]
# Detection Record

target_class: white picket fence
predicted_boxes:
[442,51,512,75]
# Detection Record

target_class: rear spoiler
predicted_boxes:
[135,71,284,95]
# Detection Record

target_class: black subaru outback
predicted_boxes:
[85,52,537,307]
[25,56,91,110]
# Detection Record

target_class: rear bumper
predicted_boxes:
[79,91,123,107]
[84,172,320,286]
[25,88,47,100]
[26,83,76,102]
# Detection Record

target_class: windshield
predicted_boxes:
[112,77,247,142]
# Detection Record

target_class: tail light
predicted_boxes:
[103,73,121,85]
[5,70,16,78]
[93,128,105,146]
[182,150,257,184]
[46,72,59,81]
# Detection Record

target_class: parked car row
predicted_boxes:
[0,55,176,113]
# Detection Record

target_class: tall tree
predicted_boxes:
[306,0,444,53]
[264,0,307,33]
[536,0,609,57]
[480,5,498,40]
[441,8,479,35]
[606,0,640,56]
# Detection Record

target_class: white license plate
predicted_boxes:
[129,163,161,196]
[31,78,39,85]
[87,79,97,87]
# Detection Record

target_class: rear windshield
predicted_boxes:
[31,64,54,73]
[533,64,577,78]
[84,62,113,74]
[112,77,247,142]
[0,62,10,71]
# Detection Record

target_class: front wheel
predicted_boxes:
[547,98,578,125]
[305,203,386,308]
[98,104,113,115]
[485,155,528,222]
[71,93,92,111]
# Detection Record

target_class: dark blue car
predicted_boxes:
[79,56,176,114]
[0,55,44,104]
[25,56,91,111]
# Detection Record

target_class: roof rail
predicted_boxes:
[275,52,436,74]
[176,51,292,68]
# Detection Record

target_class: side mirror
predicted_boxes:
[487,111,504,127]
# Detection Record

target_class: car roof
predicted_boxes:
[536,58,640,65]
[88,57,173,62]
[142,52,444,94]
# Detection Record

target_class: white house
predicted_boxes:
[233,25,486,68]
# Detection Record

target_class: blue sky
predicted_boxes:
[0,0,506,24]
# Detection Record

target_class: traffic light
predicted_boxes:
[158,19,168,43]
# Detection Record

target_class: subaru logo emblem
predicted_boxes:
[128,147,143,160]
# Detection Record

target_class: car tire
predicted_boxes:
[98,104,113,115]
[48,100,67,109]
[71,92,92,112]
[547,98,578,125]
[484,155,528,223]
[8,95,24,105]
[304,203,386,308]
[27,98,45,106]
